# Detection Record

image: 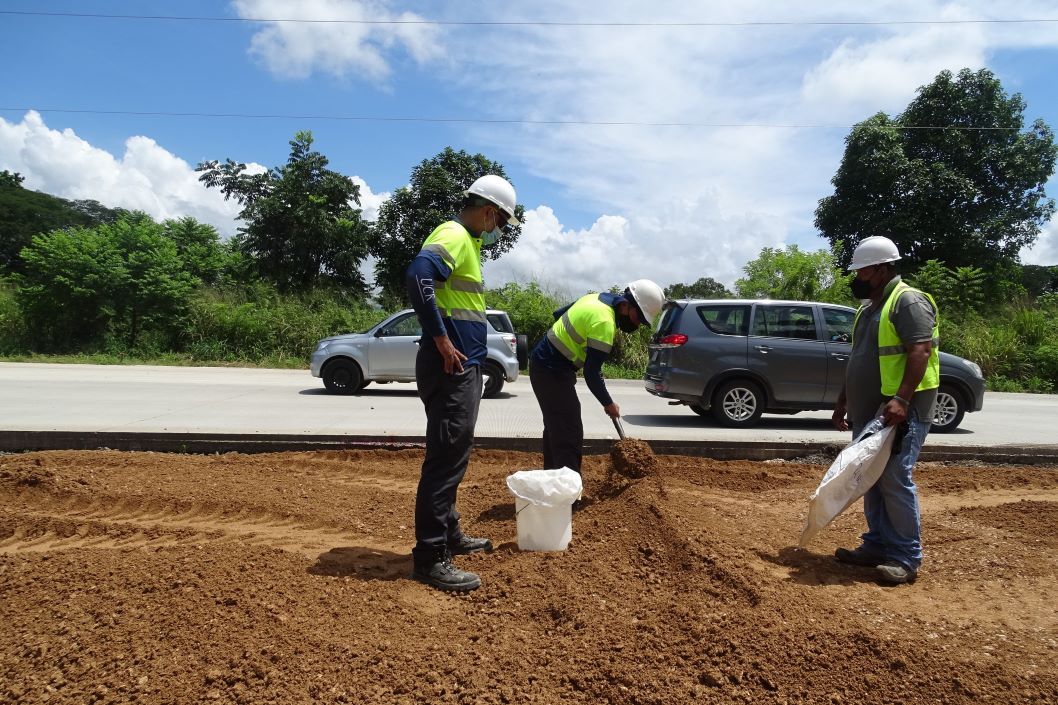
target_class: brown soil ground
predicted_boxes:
[1,448,1057,705]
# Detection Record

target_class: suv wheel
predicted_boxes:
[711,379,764,428]
[516,334,529,370]
[322,359,364,395]
[482,362,505,398]
[931,383,965,433]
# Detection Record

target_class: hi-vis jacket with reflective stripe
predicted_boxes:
[545,293,617,369]
[853,281,940,396]
[420,221,486,324]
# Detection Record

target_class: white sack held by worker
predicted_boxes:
[799,417,896,548]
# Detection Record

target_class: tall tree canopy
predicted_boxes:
[0,176,124,274]
[664,277,731,300]
[371,147,523,304]
[815,68,1057,273]
[197,131,371,295]
[17,216,195,349]
[734,245,852,304]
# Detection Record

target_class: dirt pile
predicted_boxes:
[1,449,1057,704]
[609,438,658,479]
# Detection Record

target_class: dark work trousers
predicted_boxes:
[412,340,483,563]
[529,359,583,473]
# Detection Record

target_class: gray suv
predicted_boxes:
[311,309,528,398]
[644,299,985,432]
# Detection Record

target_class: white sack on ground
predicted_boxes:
[799,418,896,548]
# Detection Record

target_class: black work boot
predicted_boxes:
[449,534,493,555]
[411,548,481,592]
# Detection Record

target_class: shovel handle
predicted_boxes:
[611,416,626,440]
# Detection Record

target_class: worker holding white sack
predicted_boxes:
[830,236,940,585]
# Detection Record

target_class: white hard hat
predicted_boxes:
[625,279,665,326]
[464,175,520,225]
[848,235,901,271]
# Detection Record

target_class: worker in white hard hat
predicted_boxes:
[831,235,940,585]
[528,279,665,478]
[404,174,520,593]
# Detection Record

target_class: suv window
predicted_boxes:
[486,312,514,334]
[751,305,818,340]
[379,314,422,337]
[696,305,750,336]
[822,307,855,343]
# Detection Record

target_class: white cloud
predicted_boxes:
[446,1,1058,288]
[234,0,442,80]
[0,111,388,238]
[483,200,784,293]
[0,111,247,235]
[1021,220,1058,265]
[351,176,389,222]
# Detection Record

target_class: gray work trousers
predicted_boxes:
[412,340,482,563]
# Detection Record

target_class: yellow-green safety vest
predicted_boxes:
[419,221,486,323]
[546,293,616,369]
[853,281,940,396]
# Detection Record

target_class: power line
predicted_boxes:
[2,10,1057,27]
[0,107,1030,131]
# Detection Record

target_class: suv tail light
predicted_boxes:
[502,333,517,355]
[656,333,688,347]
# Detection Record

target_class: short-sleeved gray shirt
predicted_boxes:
[845,276,939,430]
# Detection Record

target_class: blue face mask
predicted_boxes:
[480,227,502,246]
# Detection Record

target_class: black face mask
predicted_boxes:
[850,277,874,299]
[617,313,639,333]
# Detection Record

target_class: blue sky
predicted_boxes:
[2,1,1058,295]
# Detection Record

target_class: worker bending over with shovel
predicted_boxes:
[529,280,665,476]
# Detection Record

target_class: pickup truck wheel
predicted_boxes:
[482,362,505,398]
[931,383,965,433]
[711,379,764,428]
[322,359,364,395]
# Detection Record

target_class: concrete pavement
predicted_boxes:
[1,362,1056,462]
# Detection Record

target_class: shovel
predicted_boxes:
[611,415,626,440]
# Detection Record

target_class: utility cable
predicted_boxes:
[2,10,1057,27]
[0,107,1033,131]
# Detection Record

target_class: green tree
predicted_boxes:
[734,245,852,303]
[664,277,731,299]
[1021,264,1058,298]
[106,217,197,348]
[161,217,229,285]
[485,281,564,350]
[816,69,1057,276]
[908,259,987,314]
[17,226,123,348]
[1,178,124,274]
[197,131,372,295]
[0,171,24,188]
[371,147,523,305]
[17,216,196,350]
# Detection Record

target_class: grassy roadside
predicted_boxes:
[0,354,651,380]
[0,353,308,369]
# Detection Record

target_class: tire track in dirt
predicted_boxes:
[0,495,381,559]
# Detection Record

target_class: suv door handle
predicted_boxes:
[830,352,847,361]
[754,345,772,353]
